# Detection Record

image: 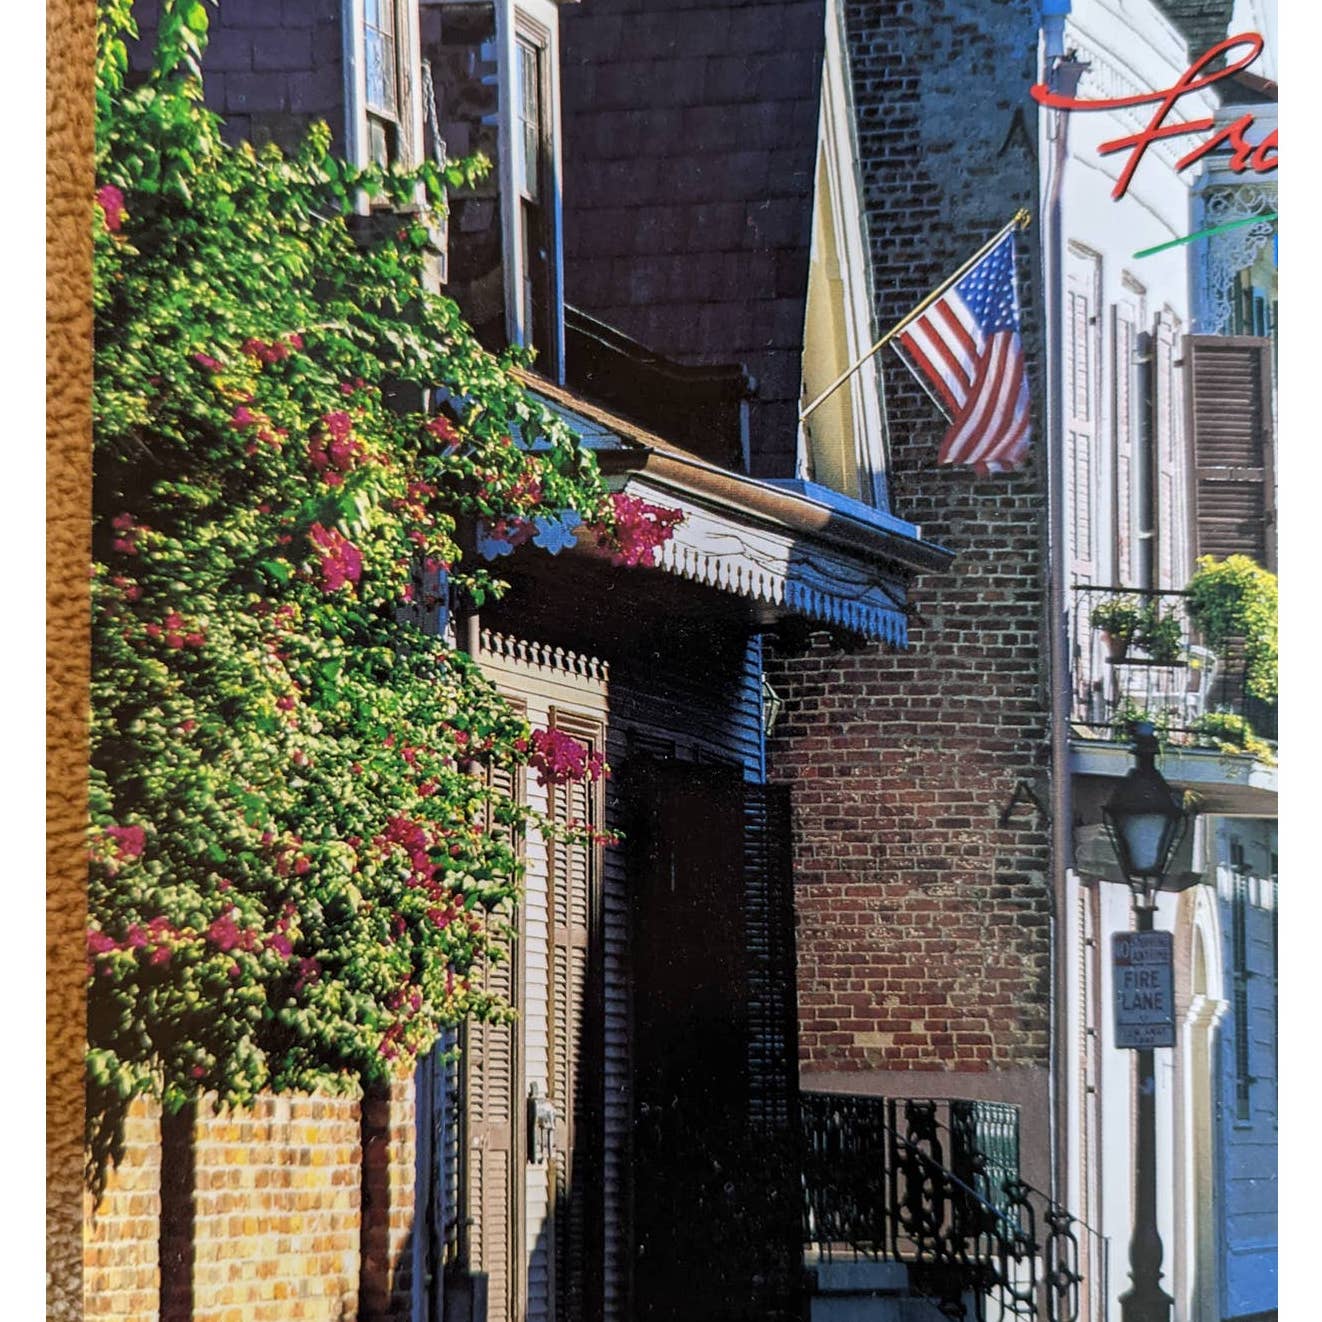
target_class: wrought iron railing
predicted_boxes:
[800,1092,1081,1322]
[1069,584,1276,745]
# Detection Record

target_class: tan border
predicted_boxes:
[48,0,94,1317]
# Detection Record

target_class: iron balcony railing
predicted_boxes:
[1069,583,1277,746]
[800,1092,1081,1322]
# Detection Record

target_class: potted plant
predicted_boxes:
[1089,596,1142,661]
[1185,555,1278,702]
[1135,605,1184,664]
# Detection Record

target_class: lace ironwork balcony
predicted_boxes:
[1070,584,1276,746]
[800,1092,1081,1322]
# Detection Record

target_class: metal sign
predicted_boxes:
[1112,930,1176,1049]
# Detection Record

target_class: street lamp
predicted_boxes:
[1102,721,1191,1322]
[1101,721,1188,908]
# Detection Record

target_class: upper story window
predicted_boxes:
[514,30,555,368]
[364,0,402,166]
[507,10,561,378]
[347,0,421,178]
[417,1,563,377]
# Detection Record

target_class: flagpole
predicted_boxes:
[798,208,1032,425]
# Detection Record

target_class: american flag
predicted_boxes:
[894,232,1032,474]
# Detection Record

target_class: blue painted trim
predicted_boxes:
[762,478,926,541]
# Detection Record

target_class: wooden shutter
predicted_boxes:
[547,710,604,1322]
[1186,335,1276,570]
[1113,308,1137,585]
[461,758,525,1322]
[1067,282,1096,580]
[741,783,802,1313]
[1153,313,1185,588]
[743,784,798,1135]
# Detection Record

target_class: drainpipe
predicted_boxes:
[1039,0,1083,1223]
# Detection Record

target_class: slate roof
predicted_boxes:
[559,0,827,481]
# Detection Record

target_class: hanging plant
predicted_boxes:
[1185,555,1277,702]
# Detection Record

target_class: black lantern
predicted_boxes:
[1101,722,1188,899]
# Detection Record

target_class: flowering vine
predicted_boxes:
[87,0,671,1174]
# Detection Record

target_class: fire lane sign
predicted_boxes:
[1112,930,1176,1049]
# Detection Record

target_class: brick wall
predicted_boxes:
[84,1086,417,1322]
[766,0,1054,1085]
[84,1097,162,1322]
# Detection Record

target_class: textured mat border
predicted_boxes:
[48,0,94,1317]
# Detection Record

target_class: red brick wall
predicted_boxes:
[83,1085,417,1322]
[766,0,1053,1083]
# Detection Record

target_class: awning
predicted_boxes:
[516,373,954,645]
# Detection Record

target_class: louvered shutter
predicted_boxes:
[1067,282,1096,580]
[743,784,798,1135]
[742,783,802,1313]
[461,758,525,1322]
[1186,335,1276,570]
[1113,308,1137,584]
[547,711,604,1322]
[1153,313,1186,588]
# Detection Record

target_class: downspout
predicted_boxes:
[1039,0,1081,1220]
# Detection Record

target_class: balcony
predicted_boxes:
[800,1092,1083,1322]
[1069,584,1277,753]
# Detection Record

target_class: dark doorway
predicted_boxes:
[625,759,801,1322]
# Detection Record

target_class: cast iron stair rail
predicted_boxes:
[800,1092,1081,1322]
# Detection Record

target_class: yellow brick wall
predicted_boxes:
[83,1084,418,1322]
[84,1097,162,1322]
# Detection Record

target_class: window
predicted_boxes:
[1065,252,1100,582]
[363,0,402,167]
[349,0,420,178]
[515,33,554,365]
[1230,840,1252,1122]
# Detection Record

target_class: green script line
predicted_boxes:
[1134,212,1278,259]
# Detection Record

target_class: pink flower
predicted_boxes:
[207,913,241,952]
[193,352,224,371]
[424,415,461,449]
[527,728,607,786]
[96,184,127,233]
[267,932,293,959]
[87,930,118,955]
[106,824,146,858]
[587,493,683,568]
[308,522,363,593]
[230,405,258,429]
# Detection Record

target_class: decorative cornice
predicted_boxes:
[627,475,910,646]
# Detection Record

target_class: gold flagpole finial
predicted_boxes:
[1013,208,1033,231]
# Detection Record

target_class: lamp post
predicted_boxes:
[1101,722,1189,1322]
